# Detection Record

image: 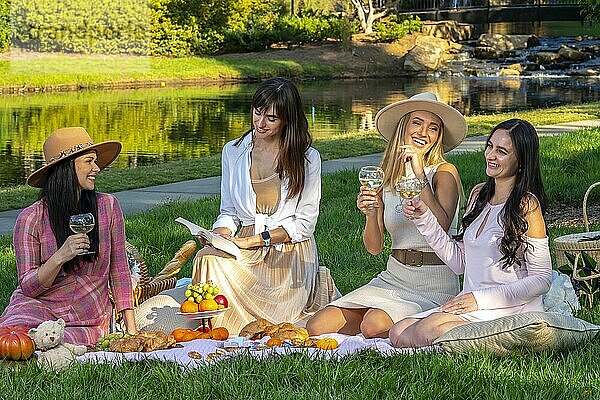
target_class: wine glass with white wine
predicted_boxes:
[394,178,423,213]
[69,213,95,255]
[359,166,384,210]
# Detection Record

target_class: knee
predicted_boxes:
[360,312,392,339]
[306,307,339,336]
[389,318,423,347]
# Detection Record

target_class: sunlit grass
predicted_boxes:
[0,54,338,88]
[0,167,598,398]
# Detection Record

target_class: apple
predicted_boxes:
[214,294,228,308]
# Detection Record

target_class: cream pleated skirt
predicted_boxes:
[190,225,328,335]
[329,255,460,323]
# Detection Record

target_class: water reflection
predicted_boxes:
[1,76,599,186]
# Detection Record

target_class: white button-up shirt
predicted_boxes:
[213,133,321,244]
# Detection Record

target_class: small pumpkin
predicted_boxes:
[315,337,338,350]
[0,326,35,360]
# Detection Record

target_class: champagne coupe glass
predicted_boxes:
[394,178,423,213]
[69,213,95,255]
[359,166,384,210]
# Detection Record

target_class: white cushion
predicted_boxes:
[433,312,600,355]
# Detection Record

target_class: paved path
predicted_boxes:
[1,119,599,236]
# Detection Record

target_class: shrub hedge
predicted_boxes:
[4,0,357,56]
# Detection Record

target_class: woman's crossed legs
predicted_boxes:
[389,312,469,348]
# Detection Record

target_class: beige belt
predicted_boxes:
[392,249,444,267]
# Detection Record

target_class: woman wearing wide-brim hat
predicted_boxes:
[307,92,467,338]
[0,127,137,346]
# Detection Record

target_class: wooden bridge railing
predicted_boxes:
[398,0,581,11]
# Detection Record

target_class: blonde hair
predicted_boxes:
[380,112,447,189]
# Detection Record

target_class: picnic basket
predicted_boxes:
[125,240,197,305]
[553,182,600,306]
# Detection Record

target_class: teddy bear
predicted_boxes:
[28,318,87,372]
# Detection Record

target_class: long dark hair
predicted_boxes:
[235,77,312,198]
[40,157,99,272]
[456,119,546,269]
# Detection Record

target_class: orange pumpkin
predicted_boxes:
[0,326,35,360]
[315,338,338,350]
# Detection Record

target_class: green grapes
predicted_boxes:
[185,280,220,303]
[96,332,132,350]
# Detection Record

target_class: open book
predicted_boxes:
[175,217,241,260]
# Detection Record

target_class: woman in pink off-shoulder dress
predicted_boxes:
[390,119,552,348]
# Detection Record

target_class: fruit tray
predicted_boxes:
[177,307,230,319]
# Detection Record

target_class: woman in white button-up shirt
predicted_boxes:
[190,77,332,335]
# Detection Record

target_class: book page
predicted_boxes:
[175,217,241,260]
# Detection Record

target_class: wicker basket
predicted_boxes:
[125,241,178,306]
[553,182,600,306]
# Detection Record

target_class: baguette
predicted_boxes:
[150,240,197,283]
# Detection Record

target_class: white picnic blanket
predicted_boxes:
[77,334,438,370]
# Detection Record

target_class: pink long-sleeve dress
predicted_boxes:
[0,193,133,346]
[410,201,552,321]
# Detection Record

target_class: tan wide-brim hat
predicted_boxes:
[27,127,122,188]
[375,92,467,153]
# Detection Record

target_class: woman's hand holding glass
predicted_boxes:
[60,233,91,261]
[358,166,384,214]
[402,197,429,220]
[65,213,96,255]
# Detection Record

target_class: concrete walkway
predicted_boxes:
[1,119,599,236]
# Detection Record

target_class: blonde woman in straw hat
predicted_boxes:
[0,127,137,346]
[307,92,467,338]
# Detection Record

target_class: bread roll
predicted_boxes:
[239,318,272,339]
[151,240,197,283]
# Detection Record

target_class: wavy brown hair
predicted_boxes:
[455,119,547,269]
[235,77,312,199]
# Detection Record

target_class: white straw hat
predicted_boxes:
[375,92,467,152]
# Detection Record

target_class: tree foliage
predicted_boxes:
[348,0,388,34]
[580,0,600,23]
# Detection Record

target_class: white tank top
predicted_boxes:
[383,163,459,251]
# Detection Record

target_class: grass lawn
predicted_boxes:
[0,54,338,89]
[0,133,599,398]
[1,102,599,212]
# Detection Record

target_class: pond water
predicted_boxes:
[1,75,600,187]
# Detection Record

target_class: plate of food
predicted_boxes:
[177,307,230,319]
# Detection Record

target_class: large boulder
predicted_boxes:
[403,36,450,72]
[527,51,560,65]
[421,20,475,42]
[557,45,591,62]
[474,33,539,59]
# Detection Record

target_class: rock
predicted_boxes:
[557,45,591,62]
[528,51,560,65]
[474,46,515,59]
[568,69,598,76]
[403,37,448,71]
[505,63,523,72]
[499,68,520,76]
[415,35,451,52]
[477,34,532,51]
[421,20,475,42]
[523,63,541,71]
[575,36,583,42]
[526,35,541,48]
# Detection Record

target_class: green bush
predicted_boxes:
[11,0,151,54]
[374,14,422,42]
[222,14,356,53]
[0,0,9,52]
